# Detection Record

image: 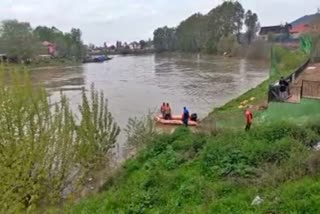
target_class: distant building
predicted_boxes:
[291,13,320,27]
[290,24,311,38]
[42,41,57,56]
[290,13,320,38]
[259,25,286,41]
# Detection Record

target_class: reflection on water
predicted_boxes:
[31,53,268,159]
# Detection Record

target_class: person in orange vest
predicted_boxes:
[245,106,253,131]
[160,102,166,117]
[164,103,172,120]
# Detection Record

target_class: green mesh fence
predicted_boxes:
[257,98,320,124]
[269,36,313,78]
[300,35,313,55]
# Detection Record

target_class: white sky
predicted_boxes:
[0,0,319,45]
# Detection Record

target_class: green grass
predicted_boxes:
[1,58,80,70]
[211,98,320,130]
[70,123,320,213]
[257,98,320,124]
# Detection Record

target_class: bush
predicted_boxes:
[124,112,156,158]
[0,68,120,212]
[246,39,270,60]
[217,35,239,55]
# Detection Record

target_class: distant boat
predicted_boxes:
[155,115,198,126]
[83,55,112,63]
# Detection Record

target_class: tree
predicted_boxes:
[176,13,207,52]
[245,10,259,44]
[217,34,239,54]
[71,28,82,43]
[139,40,147,49]
[206,1,244,53]
[54,36,68,57]
[153,26,177,52]
[0,20,41,61]
[34,26,63,42]
[208,1,244,37]
[152,1,257,54]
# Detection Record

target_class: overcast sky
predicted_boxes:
[0,0,319,45]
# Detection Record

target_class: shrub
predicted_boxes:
[0,69,120,212]
[246,39,270,60]
[124,112,156,159]
[306,151,320,176]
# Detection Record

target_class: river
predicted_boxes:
[30,53,268,159]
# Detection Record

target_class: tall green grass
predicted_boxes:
[0,66,120,212]
[71,121,320,213]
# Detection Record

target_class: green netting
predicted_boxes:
[269,36,313,79]
[214,99,320,129]
[257,98,320,124]
[300,35,313,55]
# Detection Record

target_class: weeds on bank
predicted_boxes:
[0,67,120,212]
[71,120,320,213]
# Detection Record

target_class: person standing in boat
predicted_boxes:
[160,102,166,117]
[164,103,172,120]
[182,107,190,126]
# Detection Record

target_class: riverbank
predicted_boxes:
[100,49,155,56]
[1,58,80,70]
[68,47,320,213]
[204,46,308,130]
[70,121,320,213]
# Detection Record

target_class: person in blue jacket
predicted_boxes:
[182,107,190,126]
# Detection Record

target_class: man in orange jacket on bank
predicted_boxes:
[245,106,253,131]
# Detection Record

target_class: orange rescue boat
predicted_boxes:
[155,115,198,126]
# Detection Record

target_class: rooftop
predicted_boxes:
[291,13,320,27]
[259,25,286,35]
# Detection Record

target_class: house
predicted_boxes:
[42,41,57,56]
[259,25,287,41]
[290,13,320,38]
[291,13,320,27]
[290,24,311,38]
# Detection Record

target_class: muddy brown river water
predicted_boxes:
[30,53,268,160]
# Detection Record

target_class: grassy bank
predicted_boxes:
[1,58,80,70]
[207,46,308,129]
[71,121,320,213]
